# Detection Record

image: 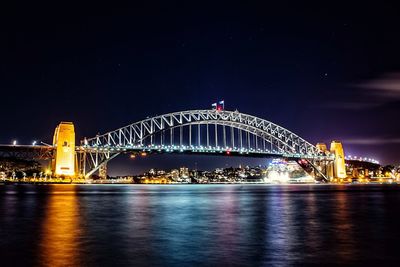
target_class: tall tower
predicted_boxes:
[52,122,76,176]
[330,141,346,178]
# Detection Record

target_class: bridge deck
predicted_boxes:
[0,145,54,160]
[78,145,332,161]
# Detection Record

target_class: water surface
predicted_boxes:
[1,184,400,266]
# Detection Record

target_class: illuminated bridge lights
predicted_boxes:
[345,155,379,164]
[70,109,358,178]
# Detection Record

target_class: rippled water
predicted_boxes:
[1,184,400,266]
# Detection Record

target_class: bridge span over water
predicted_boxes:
[1,109,358,181]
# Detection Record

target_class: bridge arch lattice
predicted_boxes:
[80,109,321,177]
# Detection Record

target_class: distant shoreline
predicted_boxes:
[1,181,398,186]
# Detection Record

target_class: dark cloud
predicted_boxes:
[343,138,400,145]
[322,72,400,110]
[356,72,400,98]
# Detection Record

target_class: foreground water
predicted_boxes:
[1,184,400,266]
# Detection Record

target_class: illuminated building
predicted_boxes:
[170,169,179,180]
[179,167,189,178]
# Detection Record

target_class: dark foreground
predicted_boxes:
[1,184,400,266]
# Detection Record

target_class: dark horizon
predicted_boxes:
[1,2,400,175]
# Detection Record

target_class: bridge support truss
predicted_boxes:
[78,109,334,179]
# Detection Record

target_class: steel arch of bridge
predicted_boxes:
[80,109,328,177]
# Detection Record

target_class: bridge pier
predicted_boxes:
[315,141,346,180]
[52,122,76,177]
[330,141,346,179]
[99,164,107,179]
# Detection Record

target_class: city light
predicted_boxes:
[12,140,17,146]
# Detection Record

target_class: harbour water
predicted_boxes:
[1,184,400,266]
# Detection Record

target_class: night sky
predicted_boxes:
[1,2,400,175]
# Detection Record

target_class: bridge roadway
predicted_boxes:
[0,144,330,160]
[78,144,332,160]
[0,144,54,160]
[0,143,379,167]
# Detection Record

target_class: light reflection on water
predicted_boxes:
[37,185,82,267]
[1,184,400,266]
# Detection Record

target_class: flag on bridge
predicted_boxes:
[211,100,225,110]
[218,100,225,110]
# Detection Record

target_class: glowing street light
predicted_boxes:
[32,141,37,146]
[12,140,17,146]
